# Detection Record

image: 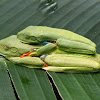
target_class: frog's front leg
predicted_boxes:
[42,54,100,73]
[29,43,57,57]
[56,38,96,55]
[8,56,44,68]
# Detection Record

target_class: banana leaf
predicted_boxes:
[6,62,56,100]
[0,0,100,100]
[0,58,16,100]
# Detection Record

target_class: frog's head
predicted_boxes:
[0,35,41,57]
[17,26,40,44]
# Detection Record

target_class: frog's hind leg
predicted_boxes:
[56,38,96,54]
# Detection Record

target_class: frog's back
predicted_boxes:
[18,26,96,47]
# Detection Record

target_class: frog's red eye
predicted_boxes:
[25,35,28,37]
[25,35,29,39]
[4,46,9,49]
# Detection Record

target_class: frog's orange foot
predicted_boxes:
[20,51,35,58]
[44,62,49,67]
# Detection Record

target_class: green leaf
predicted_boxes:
[6,62,56,100]
[0,0,100,100]
[0,59,16,100]
[48,72,100,100]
